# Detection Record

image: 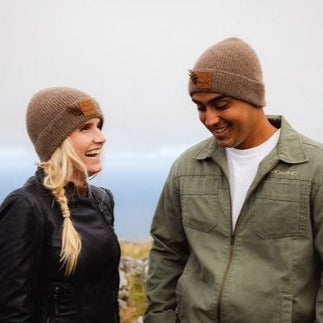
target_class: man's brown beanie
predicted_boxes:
[188,37,265,107]
[26,87,104,161]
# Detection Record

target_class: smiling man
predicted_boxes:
[144,38,323,322]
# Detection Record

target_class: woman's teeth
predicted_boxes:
[85,150,100,157]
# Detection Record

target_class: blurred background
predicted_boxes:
[1,0,323,240]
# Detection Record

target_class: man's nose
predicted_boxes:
[204,109,220,127]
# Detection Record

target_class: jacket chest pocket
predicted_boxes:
[179,176,218,232]
[251,179,310,239]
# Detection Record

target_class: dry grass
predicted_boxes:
[120,239,152,259]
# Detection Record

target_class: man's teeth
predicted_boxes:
[214,126,228,133]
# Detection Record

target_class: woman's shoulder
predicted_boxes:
[1,174,48,210]
[0,176,47,230]
[89,185,115,225]
[90,185,114,205]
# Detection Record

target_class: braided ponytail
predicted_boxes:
[40,138,88,276]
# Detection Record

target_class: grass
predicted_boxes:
[120,239,152,259]
[120,270,148,322]
[119,240,152,322]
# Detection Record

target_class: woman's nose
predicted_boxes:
[94,129,106,144]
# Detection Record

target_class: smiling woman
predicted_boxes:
[0,87,120,322]
[69,118,106,178]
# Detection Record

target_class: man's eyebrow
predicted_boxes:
[191,98,201,104]
[191,94,228,105]
[209,95,229,105]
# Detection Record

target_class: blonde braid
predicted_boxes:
[52,186,81,275]
[40,137,88,276]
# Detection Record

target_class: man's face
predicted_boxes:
[192,92,264,149]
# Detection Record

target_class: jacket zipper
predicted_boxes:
[217,234,235,323]
[216,157,279,321]
[91,195,120,249]
[91,194,121,313]
[216,168,236,323]
[46,286,59,323]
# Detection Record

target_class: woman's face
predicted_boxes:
[69,118,106,176]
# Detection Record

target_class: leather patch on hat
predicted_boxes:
[66,105,83,116]
[190,71,213,89]
[78,99,97,117]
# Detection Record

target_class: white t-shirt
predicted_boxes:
[225,130,280,230]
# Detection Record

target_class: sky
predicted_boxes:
[1,0,323,239]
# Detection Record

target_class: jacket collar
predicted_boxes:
[269,115,307,164]
[192,115,308,165]
[34,167,91,200]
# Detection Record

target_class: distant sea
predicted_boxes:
[0,153,177,241]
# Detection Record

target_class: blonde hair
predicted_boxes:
[40,137,88,276]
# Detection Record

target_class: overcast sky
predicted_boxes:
[1,0,323,161]
[1,0,323,239]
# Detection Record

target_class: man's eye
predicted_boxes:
[214,100,229,109]
[196,104,205,111]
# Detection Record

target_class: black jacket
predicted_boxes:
[0,169,120,322]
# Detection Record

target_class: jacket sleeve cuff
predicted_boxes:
[143,309,177,323]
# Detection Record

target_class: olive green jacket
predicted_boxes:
[145,116,323,323]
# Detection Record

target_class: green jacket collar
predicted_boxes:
[193,115,308,164]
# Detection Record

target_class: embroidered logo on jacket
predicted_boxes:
[272,169,297,176]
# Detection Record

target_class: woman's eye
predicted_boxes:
[80,125,91,131]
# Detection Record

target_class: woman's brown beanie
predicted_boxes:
[26,87,104,161]
[188,37,265,107]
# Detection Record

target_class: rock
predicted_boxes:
[120,256,145,274]
[118,254,149,313]
[134,316,143,323]
[118,298,128,310]
[118,269,129,301]
[117,240,152,320]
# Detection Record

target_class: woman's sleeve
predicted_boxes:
[103,188,115,226]
[0,193,44,323]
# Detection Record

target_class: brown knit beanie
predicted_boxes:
[26,87,104,161]
[188,37,265,107]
